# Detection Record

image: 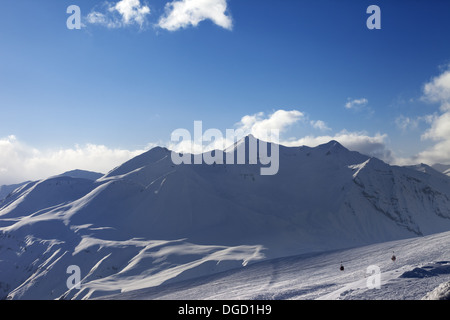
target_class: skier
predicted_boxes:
[340,262,344,271]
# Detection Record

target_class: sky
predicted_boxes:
[1,0,450,184]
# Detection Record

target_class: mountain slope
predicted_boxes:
[1,137,450,299]
[97,230,450,300]
[0,182,30,202]
[0,170,103,220]
[432,163,450,177]
[53,169,104,181]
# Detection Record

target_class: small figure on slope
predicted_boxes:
[391,251,396,262]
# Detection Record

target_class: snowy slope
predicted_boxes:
[0,170,102,213]
[53,169,104,181]
[0,182,30,202]
[98,230,450,300]
[432,163,450,177]
[0,171,103,220]
[422,280,450,300]
[1,137,450,299]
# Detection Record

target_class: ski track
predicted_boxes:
[99,231,450,300]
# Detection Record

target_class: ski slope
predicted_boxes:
[99,231,450,300]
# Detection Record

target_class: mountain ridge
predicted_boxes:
[1,136,450,299]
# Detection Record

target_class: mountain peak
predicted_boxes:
[240,133,261,143]
[323,140,344,148]
[225,134,262,153]
[55,169,104,181]
[317,140,348,154]
[104,146,170,178]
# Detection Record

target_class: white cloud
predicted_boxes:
[168,110,304,154]
[345,98,368,110]
[158,0,232,31]
[395,115,419,132]
[395,114,435,132]
[85,0,233,31]
[86,11,112,27]
[235,110,390,161]
[86,0,151,29]
[421,112,450,141]
[168,109,392,163]
[413,68,450,165]
[310,120,331,131]
[0,135,151,185]
[413,140,450,165]
[115,0,150,25]
[237,110,304,139]
[422,69,450,110]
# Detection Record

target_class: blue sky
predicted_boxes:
[2,0,450,183]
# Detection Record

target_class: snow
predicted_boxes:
[98,231,450,300]
[422,281,450,300]
[0,182,30,203]
[348,158,371,179]
[52,170,103,181]
[432,163,450,177]
[0,169,103,219]
[0,137,450,300]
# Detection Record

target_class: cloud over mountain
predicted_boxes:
[0,135,150,185]
[414,68,450,165]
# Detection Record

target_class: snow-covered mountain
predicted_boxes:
[0,182,30,202]
[1,136,450,300]
[0,170,102,204]
[432,163,450,177]
[52,169,104,181]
